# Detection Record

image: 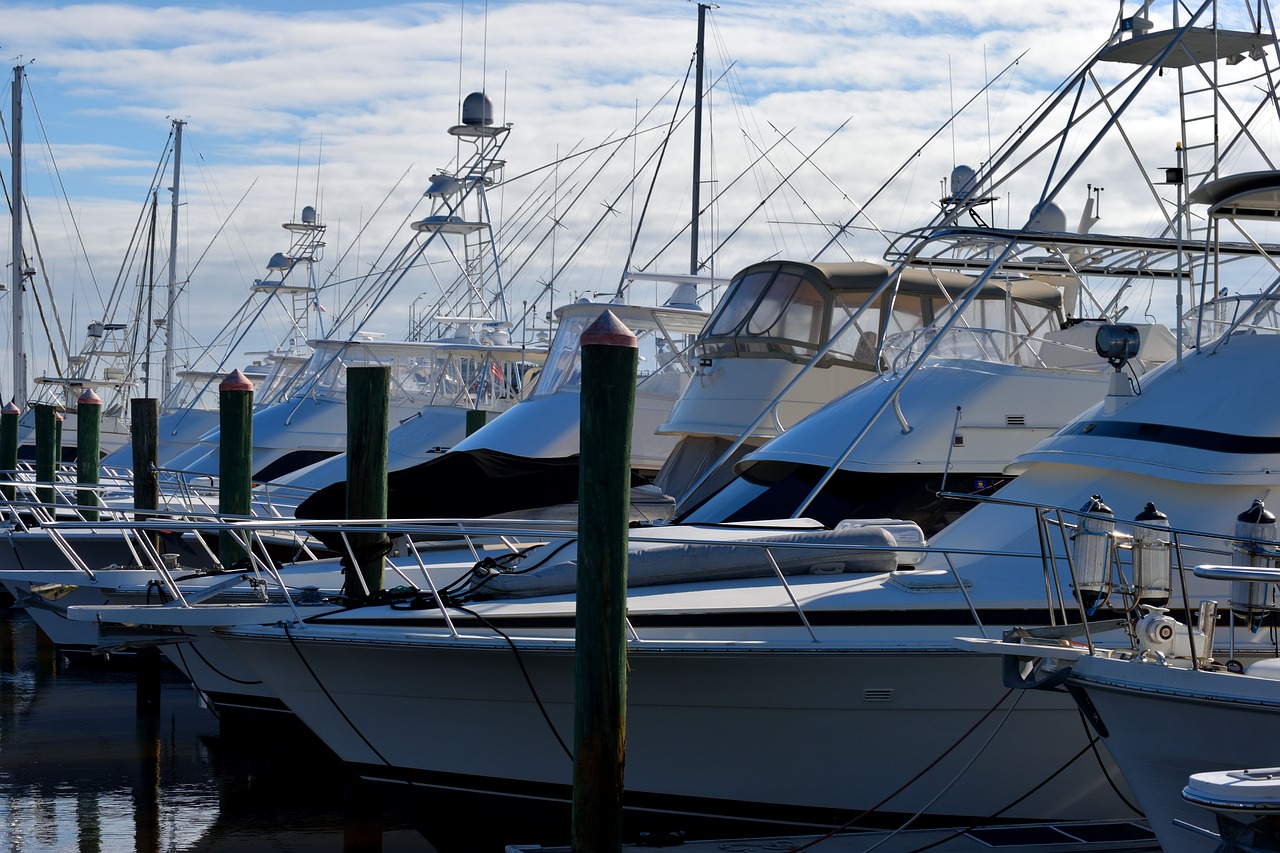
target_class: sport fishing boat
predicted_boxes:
[194,1,1280,839]
[278,290,708,523]
[954,172,1280,853]
[149,90,543,489]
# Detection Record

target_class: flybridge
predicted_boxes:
[885,226,1280,280]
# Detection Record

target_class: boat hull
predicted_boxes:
[1065,658,1280,853]
[223,627,1140,832]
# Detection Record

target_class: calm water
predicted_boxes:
[0,606,439,853]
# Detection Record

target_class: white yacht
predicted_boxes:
[191,0,1280,837]
[276,293,707,523]
[954,170,1280,853]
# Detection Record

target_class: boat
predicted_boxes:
[183,1,1280,839]
[144,89,543,490]
[278,290,708,524]
[951,169,1280,853]
[939,47,1280,853]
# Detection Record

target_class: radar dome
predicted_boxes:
[1028,202,1067,232]
[950,165,977,197]
[462,92,494,127]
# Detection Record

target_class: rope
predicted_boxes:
[786,686,1015,852]
[452,602,574,761]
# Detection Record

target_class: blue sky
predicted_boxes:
[1,0,1264,400]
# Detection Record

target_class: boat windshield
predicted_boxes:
[529,305,706,399]
[879,284,1066,370]
[676,459,1002,535]
[309,340,542,407]
[697,264,896,367]
[693,261,1063,371]
[1186,293,1280,346]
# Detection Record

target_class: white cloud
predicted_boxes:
[3,0,1275,401]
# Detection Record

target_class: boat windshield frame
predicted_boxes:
[528,302,708,400]
[695,260,1063,370]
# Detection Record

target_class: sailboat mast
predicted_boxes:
[690,3,707,278]
[10,65,26,409]
[164,119,184,402]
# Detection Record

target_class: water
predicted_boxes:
[0,606,437,853]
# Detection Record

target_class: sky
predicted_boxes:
[3,0,1277,407]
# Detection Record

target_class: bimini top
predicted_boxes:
[1188,170,1280,220]
[805,260,1060,306]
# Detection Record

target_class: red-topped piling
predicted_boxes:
[572,310,637,853]
[76,389,103,521]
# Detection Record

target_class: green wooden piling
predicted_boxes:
[0,401,18,501]
[344,365,390,602]
[131,399,159,552]
[136,645,162,716]
[76,389,102,521]
[571,310,637,853]
[218,370,255,566]
[465,408,488,435]
[34,404,57,507]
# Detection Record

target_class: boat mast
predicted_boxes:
[690,3,707,278]
[10,66,27,410]
[163,118,184,402]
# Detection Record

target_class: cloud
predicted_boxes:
[4,0,1275,401]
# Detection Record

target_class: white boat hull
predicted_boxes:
[1064,657,1280,853]
[222,624,1139,830]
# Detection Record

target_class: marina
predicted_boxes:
[0,606,435,852]
[2,602,1168,852]
[9,0,1280,851]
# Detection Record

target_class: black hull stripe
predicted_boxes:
[1062,420,1280,454]
[204,690,292,714]
[347,761,1055,833]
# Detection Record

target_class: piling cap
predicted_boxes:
[581,310,637,349]
[220,368,255,392]
[77,388,103,406]
[1239,499,1276,525]
[1,401,18,416]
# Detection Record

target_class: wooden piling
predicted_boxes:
[218,370,255,566]
[571,310,636,853]
[0,401,18,501]
[465,408,488,435]
[34,403,57,507]
[131,399,159,551]
[344,366,390,601]
[136,645,162,716]
[76,389,102,521]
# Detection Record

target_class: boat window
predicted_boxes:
[530,314,590,397]
[253,448,341,483]
[528,308,698,401]
[745,272,824,345]
[825,292,932,367]
[1190,294,1280,345]
[706,269,774,337]
[676,460,1004,536]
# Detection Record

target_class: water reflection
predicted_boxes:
[0,607,433,852]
